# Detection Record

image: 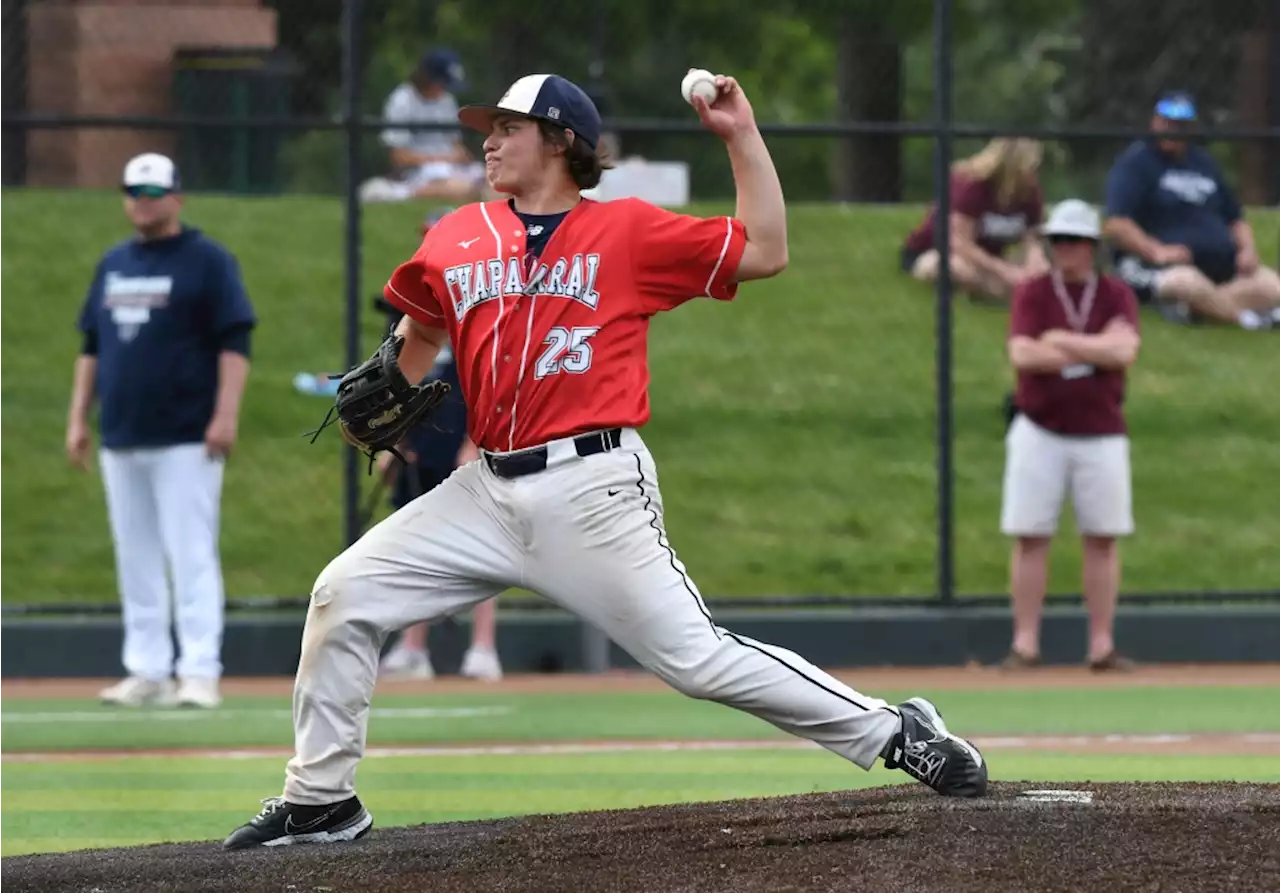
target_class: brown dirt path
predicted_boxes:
[5,782,1279,893]
[4,662,1278,699]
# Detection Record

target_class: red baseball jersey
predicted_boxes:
[383,198,747,452]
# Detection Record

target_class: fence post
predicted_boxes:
[341,0,364,548]
[932,0,956,606]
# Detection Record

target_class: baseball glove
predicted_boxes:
[306,334,451,472]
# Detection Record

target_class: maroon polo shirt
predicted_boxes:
[904,173,1044,258]
[1009,272,1140,436]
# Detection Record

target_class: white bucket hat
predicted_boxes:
[1041,199,1101,240]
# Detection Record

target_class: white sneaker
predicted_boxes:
[177,677,223,709]
[379,646,434,680]
[459,646,503,682]
[99,676,178,708]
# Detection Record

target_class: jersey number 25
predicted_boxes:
[534,326,599,379]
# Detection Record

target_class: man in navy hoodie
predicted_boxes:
[66,153,256,709]
[1104,92,1280,330]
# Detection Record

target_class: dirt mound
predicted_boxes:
[6,782,1279,893]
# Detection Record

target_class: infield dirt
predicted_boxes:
[5,782,1279,893]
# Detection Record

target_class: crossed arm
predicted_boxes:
[1008,318,1141,373]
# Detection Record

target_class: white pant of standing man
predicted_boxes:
[97,443,226,708]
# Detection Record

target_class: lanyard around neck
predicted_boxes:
[1051,270,1098,332]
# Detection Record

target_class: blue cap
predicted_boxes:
[1155,91,1197,122]
[458,74,601,150]
[418,48,465,91]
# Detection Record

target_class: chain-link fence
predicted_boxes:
[3,0,1278,611]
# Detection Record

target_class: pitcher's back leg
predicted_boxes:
[526,444,987,797]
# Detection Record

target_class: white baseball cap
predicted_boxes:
[122,153,180,191]
[1041,199,1100,240]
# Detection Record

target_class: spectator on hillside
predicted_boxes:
[1104,91,1280,330]
[66,153,255,709]
[900,138,1048,304]
[1000,199,1140,672]
[359,48,486,204]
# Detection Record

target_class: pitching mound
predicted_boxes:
[6,782,1279,893]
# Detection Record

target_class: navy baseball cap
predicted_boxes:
[1154,91,1197,122]
[418,48,465,91]
[458,74,601,150]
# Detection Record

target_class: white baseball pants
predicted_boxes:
[285,429,901,805]
[99,444,227,682]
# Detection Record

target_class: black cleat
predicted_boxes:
[222,795,374,850]
[883,697,988,798]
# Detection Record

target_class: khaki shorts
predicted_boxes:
[1000,415,1134,538]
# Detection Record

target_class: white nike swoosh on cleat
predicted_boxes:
[268,811,373,847]
[284,808,340,835]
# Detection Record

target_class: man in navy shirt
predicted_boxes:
[1104,92,1280,330]
[65,153,256,709]
[372,210,502,683]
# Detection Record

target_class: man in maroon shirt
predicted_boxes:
[1002,199,1142,672]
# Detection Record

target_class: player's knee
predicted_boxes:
[910,250,939,282]
[647,646,731,701]
[308,549,366,617]
[1156,265,1212,300]
[1252,267,1280,303]
[1081,535,1116,556]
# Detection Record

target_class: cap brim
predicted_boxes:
[458,105,521,135]
[1155,102,1196,122]
[1042,228,1099,239]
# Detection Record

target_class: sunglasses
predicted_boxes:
[1048,236,1095,245]
[123,184,172,199]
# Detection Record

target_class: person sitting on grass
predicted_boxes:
[900,138,1048,304]
[1103,91,1280,330]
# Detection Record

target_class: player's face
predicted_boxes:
[1151,115,1188,155]
[1048,236,1096,276]
[482,116,557,194]
[123,187,181,234]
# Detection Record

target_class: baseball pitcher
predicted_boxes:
[224,71,986,850]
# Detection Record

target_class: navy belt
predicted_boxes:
[484,428,623,479]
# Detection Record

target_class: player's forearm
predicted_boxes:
[954,235,1011,280]
[726,126,787,275]
[1231,220,1254,254]
[68,355,98,423]
[213,351,251,421]
[1103,218,1162,261]
[1008,340,1073,373]
[1052,332,1138,369]
[393,316,446,383]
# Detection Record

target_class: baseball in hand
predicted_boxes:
[681,69,719,106]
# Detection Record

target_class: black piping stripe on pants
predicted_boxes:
[631,453,891,715]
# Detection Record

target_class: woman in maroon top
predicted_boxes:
[1001,199,1142,671]
[901,138,1048,303]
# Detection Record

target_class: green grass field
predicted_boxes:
[3,678,1278,856]
[3,190,1278,604]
